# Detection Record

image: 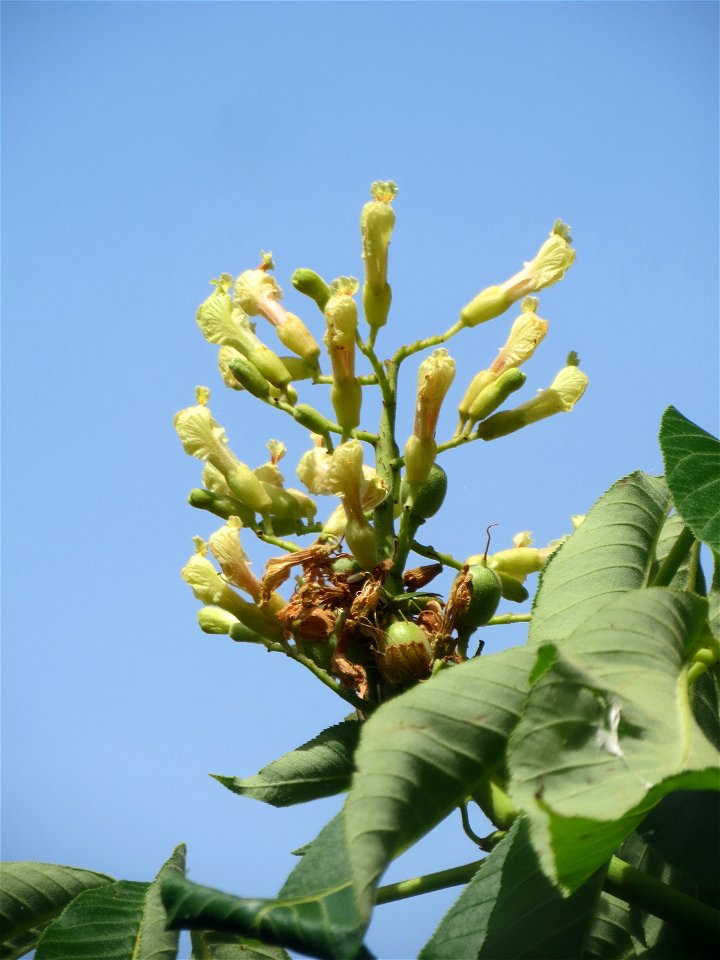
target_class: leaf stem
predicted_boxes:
[375,858,484,905]
[486,613,532,625]
[650,525,695,587]
[605,855,720,947]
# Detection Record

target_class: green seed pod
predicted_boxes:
[375,619,432,686]
[456,563,502,630]
[331,378,362,435]
[228,355,275,400]
[331,556,361,576]
[496,571,530,604]
[401,463,447,519]
[291,268,331,312]
[460,285,512,329]
[188,488,256,527]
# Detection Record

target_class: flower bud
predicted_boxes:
[324,278,359,382]
[489,547,544,578]
[361,180,398,329]
[464,368,526,432]
[228,354,276,400]
[344,515,378,571]
[403,435,437,488]
[331,378,362,435]
[188,487,256,528]
[197,606,239,635]
[325,440,378,569]
[292,404,339,439]
[476,364,588,440]
[291,268,331,313]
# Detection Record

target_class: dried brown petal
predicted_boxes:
[261,544,333,599]
[375,641,432,686]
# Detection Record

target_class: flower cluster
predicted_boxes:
[175,183,587,707]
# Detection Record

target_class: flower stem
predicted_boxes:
[650,525,695,587]
[393,320,465,365]
[411,540,464,571]
[487,613,532,625]
[288,647,375,714]
[605,855,720,947]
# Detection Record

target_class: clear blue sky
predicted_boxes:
[2,2,718,958]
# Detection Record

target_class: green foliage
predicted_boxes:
[4,185,719,959]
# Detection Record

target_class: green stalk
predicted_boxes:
[411,539,464,571]
[368,352,400,576]
[393,320,464,364]
[605,855,720,947]
[487,612,532,625]
[375,858,484,905]
[650,525,695,587]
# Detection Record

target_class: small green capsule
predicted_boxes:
[291,268,331,312]
[375,619,432,686]
[456,563,502,629]
[401,463,447,519]
[331,556,361,576]
[293,403,339,436]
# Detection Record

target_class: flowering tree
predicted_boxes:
[2,184,718,960]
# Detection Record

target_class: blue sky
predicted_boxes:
[2,2,718,958]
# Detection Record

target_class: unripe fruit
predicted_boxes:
[457,563,502,629]
[375,620,432,685]
[331,556,361,577]
[401,463,447,519]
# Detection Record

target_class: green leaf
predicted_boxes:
[0,862,114,946]
[1,923,52,960]
[693,668,720,750]
[344,644,536,917]
[530,472,671,645]
[190,930,292,959]
[35,844,186,960]
[509,589,719,892]
[419,818,604,959]
[162,812,366,960]
[212,720,361,806]
[660,406,720,552]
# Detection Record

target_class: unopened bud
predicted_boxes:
[291,268,331,312]
[228,354,276,400]
[361,180,398,329]
[188,488,256,528]
[324,278,359,382]
[464,368,526,432]
[414,349,456,440]
[460,285,513,329]
[197,606,239,635]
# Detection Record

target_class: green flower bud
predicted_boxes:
[476,364,588,440]
[197,606,239,635]
[375,619,432,686]
[292,403,339,437]
[278,356,317,382]
[460,285,513,329]
[496,570,530,604]
[489,546,544,578]
[229,621,267,644]
[291,268,331,312]
[228,354,276,400]
[188,488,256,527]
[465,368,526,430]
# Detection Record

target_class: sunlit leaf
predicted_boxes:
[530,472,671,645]
[162,813,365,960]
[212,720,360,806]
[344,644,536,916]
[35,845,185,960]
[419,818,603,959]
[509,589,719,891]
[0,862,113,947]
[660,406,720,552]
